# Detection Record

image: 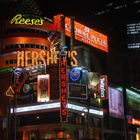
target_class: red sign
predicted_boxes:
[53,14,108,52]
[98,75,108,100]
[60,58,68,122]
[128,118,140,126]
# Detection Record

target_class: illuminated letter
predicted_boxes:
[31,51,39,66]
[10,14,22,24]
[39,51,46,65]
[17,51,24,67]
[46,51,54,65]
[18,18,25,24]
[62,109,67,116]
[24,18,31,25]
[40,19,44,25]
[70,51,78,66]
[25,51,30,67]
[53,51,59,64]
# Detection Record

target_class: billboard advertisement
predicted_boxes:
[109,87,124,118]
[68,83,88,99]
[53,14,108,52]
[37,74,50,102]
[126,88,140,118]
[126,23,140,49]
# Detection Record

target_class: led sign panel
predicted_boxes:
[127,23,140,49]
[126,88,140,118]
[68,83,88,99]
[11,102,103,116]
[109,87,124,118]
[53,15,108,52]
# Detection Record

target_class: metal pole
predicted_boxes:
[86,95,90,139]
[70,16,75,51]
[123,59,129,140]
[13,93,17,140]
[101,117,104,140]
[123,87,129,140]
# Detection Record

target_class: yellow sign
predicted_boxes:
[10,14,44,26]
[17,50,78,67]
[5,86,15,97]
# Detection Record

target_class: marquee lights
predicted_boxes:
[11,102,103,116]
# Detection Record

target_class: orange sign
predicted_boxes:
[128,118,140,126]
[53,14,108,52]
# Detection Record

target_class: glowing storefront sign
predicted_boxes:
[128,118,140,126]
[109,87,124,118]
[54,14,108,52]
[17,50,78,67]
[11,102,103,116]
[60,52,68,122]
[37,74,50,102]
[70,67,82,81]
[10,14,44,26]
[98,75,108,100]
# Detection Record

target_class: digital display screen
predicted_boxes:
[127,23,140,49]
[126,89,140,118]
[37,74,50,102]
[68,83,88,99]
[109,87,124,118]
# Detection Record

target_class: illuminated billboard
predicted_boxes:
[127,23,140,49]
[126,88,140,118]
[109,87,124,118]
[37,74,50,102]
[53,14,108,52]
[68,83,88,99]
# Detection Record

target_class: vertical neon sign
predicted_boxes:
[60,46,68,122]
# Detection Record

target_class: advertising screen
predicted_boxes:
[126,88,140,118]
[68,83,88,99]
[109,87,124,118]
[37,74,50,102]
[126,23,140,49]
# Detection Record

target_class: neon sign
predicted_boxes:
[5,86,14,97]
[70,67,82,81]
[60,58,68,122]
[17,50,78,67]
[10,14,44,26]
